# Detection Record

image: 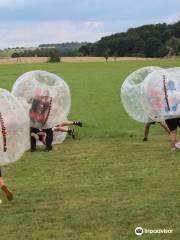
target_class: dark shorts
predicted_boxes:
[165,118,180,132]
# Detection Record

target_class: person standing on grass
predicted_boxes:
[142,121,170,141]
[30,89,53,152]
[165,117,180,151]
[0,168,13,201]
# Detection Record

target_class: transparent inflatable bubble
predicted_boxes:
[52,113,67,144]
[0,89,29,166]
[11,70,71,129]
[121,66,162,122]
[141,68,180,121]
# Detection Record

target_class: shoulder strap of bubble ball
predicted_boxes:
[163,75,170,111]
[0,112,7,152]
[42,97,52,128]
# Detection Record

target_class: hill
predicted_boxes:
[0,43,87,59]
[79,21,180,58]
[39,42,88,56]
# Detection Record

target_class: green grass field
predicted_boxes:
[0,59,180,240]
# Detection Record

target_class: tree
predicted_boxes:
[133,38,145,54]
[48,48,60,63]
[11,52,22,62]
[166,37,180,55]
[11,52,20,58]
[172,21,180,38]
[166,47,175,57]
[144,37,168,57]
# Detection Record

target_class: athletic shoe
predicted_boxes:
[175,143,180,149]
[73,121,82,127]
[44,147,53,152]
[68,128,75,139]
[1,185,13,201]
[142,137,148,141]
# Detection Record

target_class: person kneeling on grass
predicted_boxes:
[31,120,83,147]
[0,168,13,201]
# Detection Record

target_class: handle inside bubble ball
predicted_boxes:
[163,75,170,112]
[0,112,7,152]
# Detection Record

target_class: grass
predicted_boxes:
[0,59,180,239]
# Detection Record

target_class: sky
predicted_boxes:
[0,0,180,49]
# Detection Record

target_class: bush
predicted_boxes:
[48,48,60,63]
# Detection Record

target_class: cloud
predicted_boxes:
[0,21,110,49]
[161,12,180,23]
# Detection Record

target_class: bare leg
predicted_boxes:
[53,120,82,139]
[159,121,170,134]
[0,169,4,187]
[169,130,176,149]
[53,125,75,139]
[55,120,82,128]
[143,123,151,141]
[0,169,13,201]
[53,126,69,132]
[59,120,74,127]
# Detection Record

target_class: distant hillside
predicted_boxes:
[8,42,88,58]
[79,21,180,58]
[0,47,38,58]
[39,42,88,56]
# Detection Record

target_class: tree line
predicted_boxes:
[79,21,180,58]
[11,42,87,59]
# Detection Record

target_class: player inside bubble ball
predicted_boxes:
[29,88,53,152]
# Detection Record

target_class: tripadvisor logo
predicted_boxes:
[135,227,143,236]
[135,226,173,236]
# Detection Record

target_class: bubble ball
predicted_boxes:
[121,66,162,122]
[141,68,180,122]
[11,70,71,130]
[0,89,29,166]
[52,113,67,144]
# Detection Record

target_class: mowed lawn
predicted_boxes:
[0,59,180,240]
